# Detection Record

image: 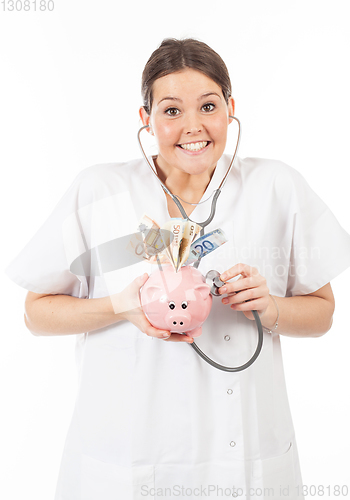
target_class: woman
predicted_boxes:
[6,38,350,499]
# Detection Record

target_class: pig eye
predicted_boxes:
[168,301,176,310]
[181,301,188,309]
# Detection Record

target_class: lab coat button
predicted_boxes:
[230,441,236,447]
[227,389,233,395]
[224,335,230,341]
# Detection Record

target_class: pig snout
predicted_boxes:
[165,311,192,332]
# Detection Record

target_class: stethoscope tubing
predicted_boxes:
[137,117,264,372]
[189,310,263,372]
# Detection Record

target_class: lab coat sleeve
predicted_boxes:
[284,168,350,296]
[4,168,97,298]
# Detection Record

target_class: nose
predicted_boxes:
[186,125,201,134]
[184,112,202,135]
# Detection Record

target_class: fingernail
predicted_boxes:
[163,333,171,338]
[220,274,227,281]
[220,287,227,293]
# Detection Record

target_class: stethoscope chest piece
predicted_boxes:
[205,270,226,296]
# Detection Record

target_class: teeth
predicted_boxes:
[180,141,208,151]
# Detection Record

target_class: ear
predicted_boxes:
[142,284,162,305]
[194,283,211,301]
[228,97,235,124]
[139,107,153,134]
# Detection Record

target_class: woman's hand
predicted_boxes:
[218,263,270,321]
[117,273,193,343]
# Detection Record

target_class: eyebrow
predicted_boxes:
[157,92,222,105]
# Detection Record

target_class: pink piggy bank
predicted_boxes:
[140,265,212,338]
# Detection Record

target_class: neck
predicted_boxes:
[153,157,216,203]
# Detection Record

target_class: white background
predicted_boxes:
[1,0,349,498]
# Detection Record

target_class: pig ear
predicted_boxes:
[194,283,211,300]
[143,285,162,305]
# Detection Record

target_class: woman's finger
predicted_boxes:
[222,285,269,305]
[229,297,268,312]
[163,333,194,343]
[218,276,253,295]
[221,287,265,304]
[142,318,170,339]
[143,319,193,343]
[219,273,266,296]
[220,263,258,282]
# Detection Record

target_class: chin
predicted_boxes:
[182,158,217,175]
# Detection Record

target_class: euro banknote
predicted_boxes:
[128,213,203,272]
[184,228,228,264]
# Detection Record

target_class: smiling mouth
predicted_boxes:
[178,141,210,151]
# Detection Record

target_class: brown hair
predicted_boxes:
[141,38,232,114]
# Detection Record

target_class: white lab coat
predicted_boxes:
[6,155,350,499]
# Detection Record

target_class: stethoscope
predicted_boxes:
[137,116,264,372]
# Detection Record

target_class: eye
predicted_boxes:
[181,301,188,309]
[168,301,176,310]
[201,103,215,112]
[165,107,180,116]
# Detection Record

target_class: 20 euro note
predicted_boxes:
[184,228,228,264]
